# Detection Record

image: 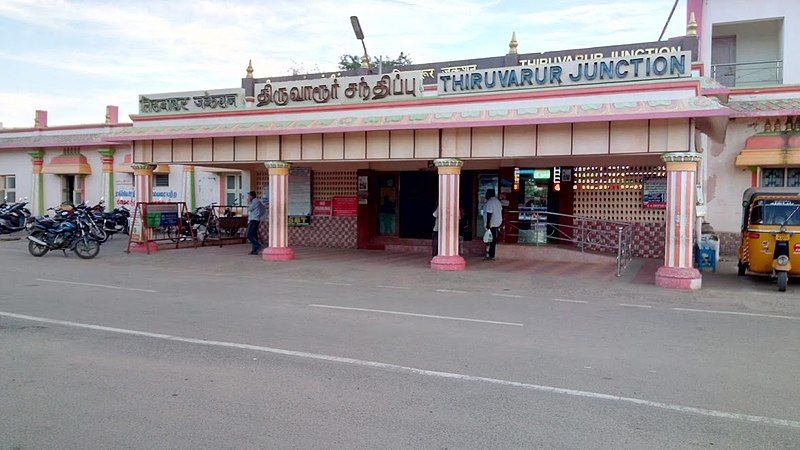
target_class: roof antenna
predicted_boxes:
[658,0,680,41]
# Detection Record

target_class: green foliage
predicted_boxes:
[337,52,413,71]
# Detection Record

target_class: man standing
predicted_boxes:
[483,188,503,260]
[246,190,264,255]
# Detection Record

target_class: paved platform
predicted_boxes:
[1,236,799,447]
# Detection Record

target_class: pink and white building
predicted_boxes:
[1,1,798,290]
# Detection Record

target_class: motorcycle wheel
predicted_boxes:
[166,226,185,243]
[28,237,49,257]
[92,227,108,242]
[777,271,788,292]
[74,238,100,259]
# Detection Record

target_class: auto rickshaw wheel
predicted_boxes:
[737,262,747,277]
[777,271,788,292]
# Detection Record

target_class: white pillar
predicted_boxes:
[262,161,294,261]
[431,158,466,271]
[655,152,702,290]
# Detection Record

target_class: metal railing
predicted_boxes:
[711,60,783,87]
[501,210,634,277]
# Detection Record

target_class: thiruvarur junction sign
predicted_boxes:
[136,47,693,115]
[437,51,691,95]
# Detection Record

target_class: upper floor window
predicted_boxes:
[711,19,783,87]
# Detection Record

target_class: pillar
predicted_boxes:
[130,163,158,253]
[655,153,702,290]
[29,151,44,216]
[98,149,115,212]
[262,161,294,261]
[431,158,466,271]
[182,165,196,211]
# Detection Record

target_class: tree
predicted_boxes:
[338,52,413,71]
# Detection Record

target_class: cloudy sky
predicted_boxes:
[0,0,687,128]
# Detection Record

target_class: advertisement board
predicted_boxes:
[332,196,358,217]
[643,177,667,209]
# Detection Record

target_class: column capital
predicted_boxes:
[182,165,195,173]
[265,160,290,175]
[433,158,463,174]
[131,162,157,176]
[29,150,44,160]
[97,148,116,157]
[661,152,701,171]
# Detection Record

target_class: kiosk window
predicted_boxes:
[761,168,784,187]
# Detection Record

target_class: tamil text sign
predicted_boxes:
[254,72,424,109]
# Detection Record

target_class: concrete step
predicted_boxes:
[496,243,617,264]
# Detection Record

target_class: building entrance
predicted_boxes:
[398,172,437,239]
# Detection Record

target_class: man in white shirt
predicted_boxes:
[483,189,503,260]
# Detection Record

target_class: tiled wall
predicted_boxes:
[258,217,357,248]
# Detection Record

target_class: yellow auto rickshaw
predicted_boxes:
[738,188,800,291]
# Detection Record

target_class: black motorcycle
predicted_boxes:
[87,200,130,242]
[0,199,32,234]
[166,204,219,243]
[27,207,101,259]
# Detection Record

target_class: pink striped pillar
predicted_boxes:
[431,158,466,271]
[130,163,158,253]
[262,161,294,261]
[655,153,702,290]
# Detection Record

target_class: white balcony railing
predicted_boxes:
[711,60,783,87]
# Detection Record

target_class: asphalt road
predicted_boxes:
[0,238,799,448]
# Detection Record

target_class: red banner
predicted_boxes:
[332,196,358,217]
[313,200,332,216]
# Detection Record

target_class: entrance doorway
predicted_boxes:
[377,174,398,236]
[61,175,83,204]
[399,172,437,239]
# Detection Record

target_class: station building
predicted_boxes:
[0,107,251,214]
[1,0,798,290]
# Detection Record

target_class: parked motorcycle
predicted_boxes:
[85,199,130,242]
[166,204,219,243]
[0,198,31,234]
[27,206,101,259]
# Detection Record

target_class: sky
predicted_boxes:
[0,0,687,128]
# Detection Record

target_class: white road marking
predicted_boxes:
[435,289,469,294]
[553,298,588,304]
[377,285,411,290]
[35,278,156,293]
[673,307,800,321]
[491,293,523,299]
[619,303,652,309]
[324,282,353,286]
[1,310,798,430]
[309,304,523,327]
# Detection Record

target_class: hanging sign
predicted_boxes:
[643,177,667,210]
[254,72,424,109]
[438,51,690,95]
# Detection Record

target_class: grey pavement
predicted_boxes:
[0,237,798,448]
